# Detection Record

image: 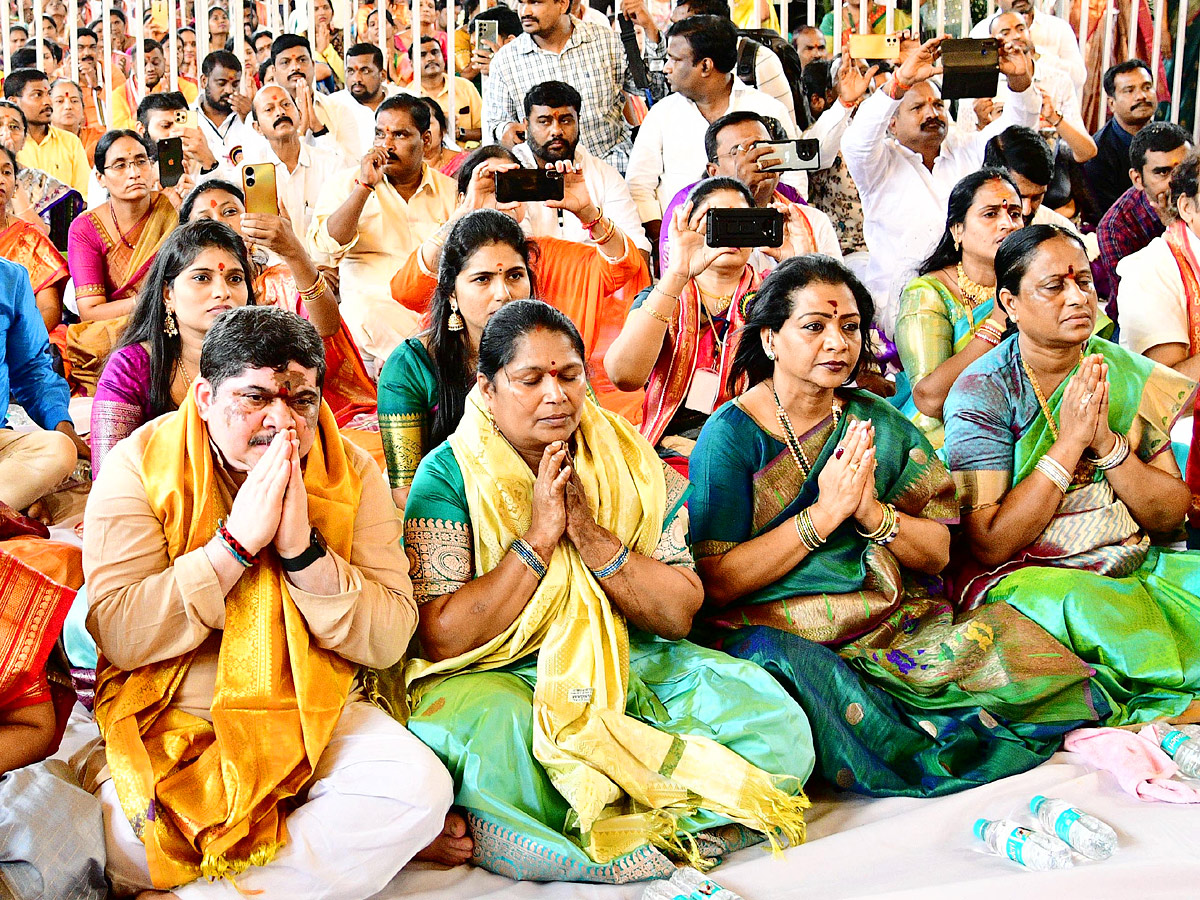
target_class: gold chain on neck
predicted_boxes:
[955,262,996,309]
[772,382,842,478]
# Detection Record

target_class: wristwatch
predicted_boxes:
[280,527,328,572]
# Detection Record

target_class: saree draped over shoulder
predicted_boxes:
[92,395,361,889]
[374,391,814,882]
[688,391,1101,797]
[945,335,1200,725]
[65,195,177,394]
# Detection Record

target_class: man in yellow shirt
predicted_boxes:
[417,34,482,144]
[5,69,90,194]
[110,39,199,131]
[309,94,456,364]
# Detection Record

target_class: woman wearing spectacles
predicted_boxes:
[65,130,177,393]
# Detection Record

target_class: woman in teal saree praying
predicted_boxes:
[688,254,1103,798]
[944,224,1200,726]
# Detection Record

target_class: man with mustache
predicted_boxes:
[1082,59,1158,224]
[841,34,1037,335]
[83,306,453,900]
[983,124,1081,234]
[249,85,344,241]
[5,68,90,194]
[270,34,352,159]
[515,80,651,251]
[110,38,199,131]
[417,34,482,146]
[324,43,404,162]
[193,50,258,172]
[1099,122,1192,310]
[309,94,457,365]
[970,0,1085,96]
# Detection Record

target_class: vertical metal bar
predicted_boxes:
[136,0,146,101]
[233,0,244,63]
[1,0,10,77]
[411,0,419,87]
[1100,0,1114,75]
[958,0,968,38]
[35,0,44,70]
[70,0,79,81]
[448,0,455,142]
[377,0,386,81]
[859,0,868,34]
[169,0,178,89]
[986,0,994,15]
[1194,55,1200,142]
[935,0,944,35]
[103,0,112,125]
[1128,0,1138,59]
[1076,0,1087,52]
[807,0,815,29]
[885,0,894,34]
[1150,0,1164,93]
[912,0,919,39]
[780,0,788,38]
[197,0,208,67]
[833,0,843,55]
[1171,0,1186,121]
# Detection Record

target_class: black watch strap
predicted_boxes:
[280,527,328,572]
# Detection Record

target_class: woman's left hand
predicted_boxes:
[564,464,598,545]
[850,420,880,526]
[242,210,302,258]
[762,201,809,262]
[1087,362,1116,456]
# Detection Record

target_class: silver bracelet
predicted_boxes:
[1035,456,1071,493]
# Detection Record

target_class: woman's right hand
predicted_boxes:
[666,201,735,282]
[811,419,875,534]
[1057,353,1104,453]
[524,440,571,562]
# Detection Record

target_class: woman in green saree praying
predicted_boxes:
[378,300,814,882]
[688,254,1102,799]
[944,224,1200,726]
[893,169,1024,451]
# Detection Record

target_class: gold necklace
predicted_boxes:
[772,383,842,478]
[955,262,996,309]
[695,281,735,316]
[1020,350,1082,442]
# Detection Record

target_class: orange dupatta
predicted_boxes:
[1163,220,1200,523]
[93,391,361,889]
[0,219,68,293]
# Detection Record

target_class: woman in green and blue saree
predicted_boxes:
[944,224,1200,726]
[375,300,814,883]
[688,254,1102,798]
[893,169,1024,451]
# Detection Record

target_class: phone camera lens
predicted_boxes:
[246,176,255,186]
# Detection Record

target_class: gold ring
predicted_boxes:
[849,463,860,472]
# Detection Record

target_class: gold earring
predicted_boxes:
[447,298,464,332]
[164,308,178,337]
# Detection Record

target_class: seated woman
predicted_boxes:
[688,255,1101,797]
[0,99,82,249]
[417,95,467,178]
[378,300,814,882]
[389,145,650,422]
[0,146,68,333]
[944,224,1200,725]
[89,218,256,472]
[606,177,813,467]
[65,130,177,394]
[893,169,1023,450]
[378,208,531,510]
[179,180,378,433]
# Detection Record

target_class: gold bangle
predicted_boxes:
[297,275,328,304]
[638,304,672,326]
[591,218,617,245]
[1035,456,1071,493]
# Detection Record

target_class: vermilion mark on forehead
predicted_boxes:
[218,262,225,271]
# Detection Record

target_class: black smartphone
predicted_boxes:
[156,136,184,188]
[940,38,1000,100]
[495,168,564,203]
[757,138,821,172]
[706,207,785,248]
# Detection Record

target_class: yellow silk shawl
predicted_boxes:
[406,389,808,865]
[93,390,361,888]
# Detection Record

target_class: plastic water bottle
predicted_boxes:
[1030,795,1117,860]
[973,818,1074,871]
[641,867,745,900]
[1160,729,1200,778]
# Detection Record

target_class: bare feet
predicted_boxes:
[413,809,474,867]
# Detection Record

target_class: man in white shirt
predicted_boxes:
[970,0,1085,97]
[625,14,797,244]
[322,43,404,163]
[958,12,1096,164]
[193,50,261,169]
[1116,155,1200,377]
[270,34,355,159]
[248,85,344,243]
[513,79,650,254]
[841,35,1039,334]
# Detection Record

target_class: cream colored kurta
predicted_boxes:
[308,164,457,362]
[1116,225,1200,358]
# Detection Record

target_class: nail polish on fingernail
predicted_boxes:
[835,447,845,459]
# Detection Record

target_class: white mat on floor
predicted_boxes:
[376,752,1200,900]
[55,709,1200,900]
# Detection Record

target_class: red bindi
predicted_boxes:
[209,198,218,207]
[218,262,225,271]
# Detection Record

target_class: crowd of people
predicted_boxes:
[2,0,1200,897]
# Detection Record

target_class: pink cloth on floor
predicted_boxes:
[1064,726,1200,803]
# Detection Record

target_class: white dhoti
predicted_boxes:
[99,701,453,899]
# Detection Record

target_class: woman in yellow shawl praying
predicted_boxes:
[382,299,814,882]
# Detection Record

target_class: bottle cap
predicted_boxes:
[973,818,990,841]
[1030,795,1047,814]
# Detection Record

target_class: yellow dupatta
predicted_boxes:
[406,390,808,865]
[93,390,361,889]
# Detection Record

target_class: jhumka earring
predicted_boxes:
[164,308,179,337]
[448,299,465,332]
